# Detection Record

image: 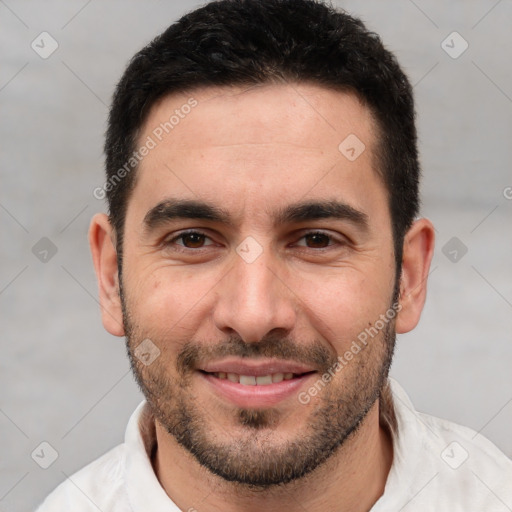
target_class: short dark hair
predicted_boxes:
[105,0,419,275]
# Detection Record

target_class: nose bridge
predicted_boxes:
[213,243,296,342]
[236,250,278,308]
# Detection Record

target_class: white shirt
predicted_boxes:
[36,379,512,511]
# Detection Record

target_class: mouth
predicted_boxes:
[197,360,317,408]
[201,371,311,385]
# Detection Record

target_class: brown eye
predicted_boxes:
[303,232,331,248]
[180,232,207,248]
[168,231,215,249]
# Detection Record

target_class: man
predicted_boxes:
[37,0,512,510]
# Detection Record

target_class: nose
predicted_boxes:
[212,247,297,343]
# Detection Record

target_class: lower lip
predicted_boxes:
[200,372,315,408]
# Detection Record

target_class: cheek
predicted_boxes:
[291,266,388,311]
[127,265,219,332]
[287,267,394,348]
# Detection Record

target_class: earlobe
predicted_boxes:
[395,218,435,334]
[88,213,125,337]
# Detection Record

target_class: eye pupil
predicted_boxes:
[183,233,205,248]
[305,233,329,248]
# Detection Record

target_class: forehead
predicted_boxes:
[130,83,385,226]
[142,83,376,154]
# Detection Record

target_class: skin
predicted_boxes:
[89,83,435,512]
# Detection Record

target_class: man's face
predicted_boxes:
[119,84,398,486]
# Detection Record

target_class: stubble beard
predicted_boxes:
[120,282,396,488]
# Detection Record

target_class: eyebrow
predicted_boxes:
[143,198,369,232]
[143,199,231,231]
[274,200,369,230]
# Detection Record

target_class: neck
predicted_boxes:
[152,398,394,512]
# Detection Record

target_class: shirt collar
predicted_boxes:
[125,400,180,511]
[371,378,427,510]
[124,378,419,511]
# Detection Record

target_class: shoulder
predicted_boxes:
[386,380,512,510]
[412,412,512,510]
[420,408,512,468]
[35,444,130,512]
[420,410,512,491]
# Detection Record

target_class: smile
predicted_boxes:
[198,361,317,408]
[208,372,298,385]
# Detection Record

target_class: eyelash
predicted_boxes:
[164,229,344,251]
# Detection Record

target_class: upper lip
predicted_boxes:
[199,358,316,376]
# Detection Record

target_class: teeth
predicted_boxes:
[213,372,297,385]
[256,375,272,385]
[239,375,256,386]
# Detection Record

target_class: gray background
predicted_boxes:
[1,1,511,510]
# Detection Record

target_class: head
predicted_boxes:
[90,0,434,488]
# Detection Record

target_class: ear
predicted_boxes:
[395,218,435,334]
[89,213,125,337]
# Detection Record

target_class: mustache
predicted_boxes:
[176,334,337,376]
